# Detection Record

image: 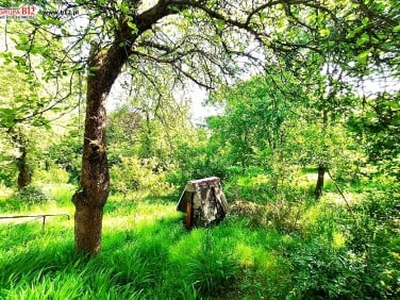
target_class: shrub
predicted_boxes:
[343,187,400,299]
[229,200,266,228]
[110,156,174,198]
[264,199,305,233]
[15,185,50,205]
[33,168,70,184]
[288,239,366,300]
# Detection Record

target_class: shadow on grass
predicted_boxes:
[0,201,295,299]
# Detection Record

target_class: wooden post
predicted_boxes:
[185,195,193,229]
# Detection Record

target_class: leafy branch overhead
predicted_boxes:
[4,1,397,101]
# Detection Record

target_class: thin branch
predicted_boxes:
[326,168,357,221]
[131,49,212,89]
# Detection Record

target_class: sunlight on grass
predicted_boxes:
[253,249,279,270]
[234,243,281,272]
[333,232,346,249]
[103,201,182,231]
[1,181,398,299]
[235,243,255,267]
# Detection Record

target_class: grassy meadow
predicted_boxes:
[0,176,399,299]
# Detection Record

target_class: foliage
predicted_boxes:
[0,182,399,299]
[0,21,80,189]
[288,238,367,300]
[345,184,400,298]
[0,0,398,292]
[33,168,70,184]
[45,126,83,184]
[347,92,400,179]
[208,75,292,172]
[110,156,174,199]
[15,185,51,205]
[286,179,400,299]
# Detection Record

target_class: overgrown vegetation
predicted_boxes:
[1,0,399,298]
[1,175,398,299]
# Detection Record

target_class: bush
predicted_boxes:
[288,185,400,300]
[33,168,70,184]
[288,239,367,300]
[110,156,174,198]
[224,173,274,202]
[15,185,50,205]
[343,187,400,299]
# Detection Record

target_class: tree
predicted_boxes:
[9,0,399,255]
[208,75,290,173]
[347,91,400,179]
[0,19,79,189]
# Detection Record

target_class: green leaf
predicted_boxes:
[319,28,330,37]
[259,12,267,23]
[216,19,225,30]
[356,48,371,63]
[16,43,31,52]
[384,101,400,110]
[356,32,369,46]
[0,108,16,128]
[13,56,27,66]
[120,2,129,14]
[127,21,138,33]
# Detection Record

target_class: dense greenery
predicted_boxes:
[0,177,399,299]
[1,0,399,298]
[1,59,399,299]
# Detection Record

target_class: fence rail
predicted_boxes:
[0,214,70,231]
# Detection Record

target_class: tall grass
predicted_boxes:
[0,182,399,299]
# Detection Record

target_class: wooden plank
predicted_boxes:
[185,196,193,229]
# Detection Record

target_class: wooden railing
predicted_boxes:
[0,214,70,231]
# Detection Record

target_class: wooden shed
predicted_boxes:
[177,177,228,229]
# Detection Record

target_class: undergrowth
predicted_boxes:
[0,181,398,299]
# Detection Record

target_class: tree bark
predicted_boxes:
[71,65,110,254]
[16,146,31,190]
[315,108,328,201]
[70,3,188,255]
[314,162,326,201]
[11,130,31,190]
[17,146,32,190]
[72,43,129,255]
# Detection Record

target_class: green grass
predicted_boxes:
[0,183,399,299]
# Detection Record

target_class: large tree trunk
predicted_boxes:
[70,5,182,255]
[71,65,110,254]
[72,43,129,255]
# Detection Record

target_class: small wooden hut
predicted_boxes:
[177,177,228,229]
